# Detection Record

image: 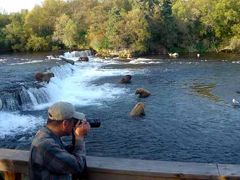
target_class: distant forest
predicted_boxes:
[0,0,239,57]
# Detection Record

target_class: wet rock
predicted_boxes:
[59,56,75,65]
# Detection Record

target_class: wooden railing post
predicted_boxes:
[4,171,21,180]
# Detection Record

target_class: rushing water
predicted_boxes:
[1,53,240,164]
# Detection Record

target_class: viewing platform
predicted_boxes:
[0,148,240,180]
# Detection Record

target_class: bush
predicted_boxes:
[26,35,49,51]
[229,36,240,53]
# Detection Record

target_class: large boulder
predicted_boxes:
[35,72,54,83]
[135,88,151,98]
[120,75,132,84]
[129,102,145,117]
[60,56,75,65]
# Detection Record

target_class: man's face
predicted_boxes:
[63,119,76,136]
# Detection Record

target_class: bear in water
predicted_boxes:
[129,102,145,117]
[120,75,132,84]
[135,88,151,98]
[35,72,54,83]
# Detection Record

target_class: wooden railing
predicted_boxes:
[1,148,240,180]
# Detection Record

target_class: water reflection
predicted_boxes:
[191,83,221,102]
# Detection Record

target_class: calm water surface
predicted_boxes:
[0,53,240,164]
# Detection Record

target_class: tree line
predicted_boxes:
[0,0,239,57]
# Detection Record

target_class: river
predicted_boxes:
[0,52,240,164]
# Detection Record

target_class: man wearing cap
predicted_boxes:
[29,101,91,180]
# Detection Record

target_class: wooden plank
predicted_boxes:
[4,172,21,180]
[0,149,29,175]
[0,148,240,180]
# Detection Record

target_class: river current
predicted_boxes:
[1,53,240,164]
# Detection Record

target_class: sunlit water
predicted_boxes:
[1,53,240,164]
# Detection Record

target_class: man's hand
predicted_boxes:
[74,121,91,139]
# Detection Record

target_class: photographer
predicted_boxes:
[29,101,91,180]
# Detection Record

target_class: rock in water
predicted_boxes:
[60,56,75,65]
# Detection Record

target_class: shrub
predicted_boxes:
[229,36,240,53]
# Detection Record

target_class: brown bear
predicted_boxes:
[129,102,145,117]
[120,75,132,84]
[135,88,151,98]
[35,72,54,83]
[79,57,89,61]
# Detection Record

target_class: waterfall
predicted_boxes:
[0,56,133,112]
[64,50,92,59]
[0,63,74,111]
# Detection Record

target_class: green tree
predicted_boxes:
[87,0,111,50]
[25,0,66,37]
[53,14,78,49]
[0,13,10,51]
[26,35,49,51]
[66,0,98,48]
[3,12,30,51]
[201,0,240,50]
[116,6,150,54]
[202,0,240,39]
[172,0,216,52]
[88,0,150,55]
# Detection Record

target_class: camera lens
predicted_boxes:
[88,119,101,128]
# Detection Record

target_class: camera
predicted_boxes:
[87,118,101,128]
[73,118,101,128]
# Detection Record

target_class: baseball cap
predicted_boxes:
[48,102,85,121]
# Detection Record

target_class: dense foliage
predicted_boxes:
[0,0,239,56]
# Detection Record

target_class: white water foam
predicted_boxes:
[30,59,138,110]
[0,111,44,138]
[129,58,163,64]
[9,60,45,65]
[0,58,6,63]
[0,57,144,138]
[232,61,240,64]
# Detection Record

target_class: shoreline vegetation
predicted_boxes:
[0,0,240,58]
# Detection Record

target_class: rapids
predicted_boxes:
[1,53,240,164]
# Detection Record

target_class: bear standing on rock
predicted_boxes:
[135,88,151,98]
[35,72,54,83]
[129,102,145,117]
